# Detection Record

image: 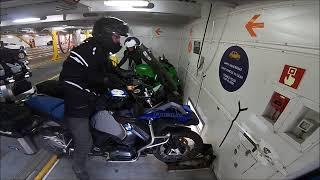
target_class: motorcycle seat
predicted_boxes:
[25,95,64,121]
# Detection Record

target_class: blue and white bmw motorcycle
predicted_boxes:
[24,46,203,163]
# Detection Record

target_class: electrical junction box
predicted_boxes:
[263,92,290,124]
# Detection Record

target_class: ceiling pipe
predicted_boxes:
[63,0,81,5]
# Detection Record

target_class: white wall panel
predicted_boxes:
[185,19,207,41]
[269,144,320,180]
[221,1,319,49]
[176,0,319,179]
[242,163,276,180]
[178,39,191,68]
[197,41,218,75]
[131,25,153,37]
[211,2,234,19]
[215,125,257,180]
[196,88,232,147]
[150,37,181,68]
[211,17,229,42]
[34,35,52,46]
[183,73,201,104]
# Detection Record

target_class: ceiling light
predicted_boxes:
[13,17,40,23]
[65,26,76,29]
[52,27,65,30]
[104,1,149,7]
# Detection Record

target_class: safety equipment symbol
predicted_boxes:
[284,67,297,86]
[279,65,305,89]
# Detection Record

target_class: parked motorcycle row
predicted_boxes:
[0,44,207,165]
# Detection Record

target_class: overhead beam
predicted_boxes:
[0,1,201,27]
[80,0,201,18]
[0,1,89,21]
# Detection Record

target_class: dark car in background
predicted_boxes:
[47,40,53,46]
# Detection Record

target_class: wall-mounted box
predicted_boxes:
[262,92,290,124]
[277,97,319,152]
[286,108,319,144]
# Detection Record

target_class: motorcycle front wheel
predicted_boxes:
[154,130,203,163]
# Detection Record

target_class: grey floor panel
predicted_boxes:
[47,155,216,180]
[1,136,21,159]
[1,136,52,180]
[0,148,37,180]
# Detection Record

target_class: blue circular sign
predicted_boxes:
[219,46,249,92]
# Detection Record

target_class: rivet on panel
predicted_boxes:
[234,162,238,168]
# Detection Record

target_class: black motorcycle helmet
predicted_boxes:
[92,17,129,53]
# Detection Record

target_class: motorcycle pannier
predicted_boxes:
[0,103,33,133]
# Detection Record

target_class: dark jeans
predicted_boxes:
[63,84,94,172]
[66,117,93,170]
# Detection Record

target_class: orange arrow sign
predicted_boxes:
[245,14,264,37]
[155,27,162,36]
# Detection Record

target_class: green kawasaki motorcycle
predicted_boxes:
[134,55,181,94]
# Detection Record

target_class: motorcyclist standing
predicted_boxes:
[59,17,129,180]
[117,36,143,69]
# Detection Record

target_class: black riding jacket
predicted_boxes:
[59,38,124,117]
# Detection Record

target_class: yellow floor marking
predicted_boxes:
[34,155,58,180]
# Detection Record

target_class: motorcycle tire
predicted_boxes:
[154,130,203,163]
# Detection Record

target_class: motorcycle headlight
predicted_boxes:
[110,89,127,97]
